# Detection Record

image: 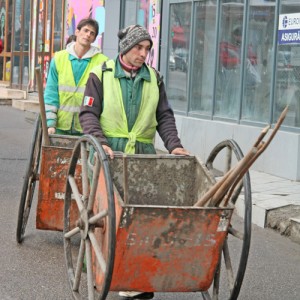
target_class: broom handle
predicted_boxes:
[35,67,50,146]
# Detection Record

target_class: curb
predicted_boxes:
[266,204,300,244]
[0,99,12,106]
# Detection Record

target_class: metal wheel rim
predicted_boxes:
[64,135,116,300]
[204,139,252,300]
[16,115,42,243]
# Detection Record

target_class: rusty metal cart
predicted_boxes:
[62,104,288,300]
[63,135,253,300]
[17,69,287,300]
[16,117,252,300]
[16,69,81,240]
[16,116,81,238]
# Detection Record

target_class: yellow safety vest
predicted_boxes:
[92,60,159,154]
[55,51,107,132]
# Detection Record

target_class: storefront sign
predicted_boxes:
[278,13,300,44]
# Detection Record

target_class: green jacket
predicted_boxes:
[91,59,159,154]
[55,51,107,132]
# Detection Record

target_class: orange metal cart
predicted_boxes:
[17,68,288,300]
[16,122,252,300]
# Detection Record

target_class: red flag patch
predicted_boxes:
[83,96,94,107]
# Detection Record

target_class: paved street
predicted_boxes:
[0,106,72,299]
[0,106,300,300]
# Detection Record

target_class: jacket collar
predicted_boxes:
[114,57,151,82]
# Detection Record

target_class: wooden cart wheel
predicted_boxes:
[16,115,42,243]
[204,139,252,300]
[64,135,116,300]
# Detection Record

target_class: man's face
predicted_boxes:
[233,34,242,46]
[122,40,151,67]
[75,25,97,47]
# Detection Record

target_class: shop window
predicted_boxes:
[215,1,245,119]
[166,2,191,112]
[12,0,30,87]
[53,0,63,52]
[190,1,217,115]
[241,2,275,122]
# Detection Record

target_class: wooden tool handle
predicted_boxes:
[35,67,50,146]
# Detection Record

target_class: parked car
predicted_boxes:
[277,50,294,87]
[174,48,188,72]
[277,50,291,68]
[169,50,175,71]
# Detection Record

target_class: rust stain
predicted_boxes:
[109,206,233,292]
[36,148,81,231]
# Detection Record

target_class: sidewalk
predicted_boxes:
[245,170,300,244]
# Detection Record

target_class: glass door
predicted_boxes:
[35,0,64,88]
[11,0,30,89]
[35,0,52,87]
[166,0,192,113]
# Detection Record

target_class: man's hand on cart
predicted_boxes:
[48,127,56,134]
[171,147,190,156]
[102,144,115,159]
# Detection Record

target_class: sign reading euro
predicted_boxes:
[278,13,300,45]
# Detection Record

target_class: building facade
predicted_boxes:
[1,0,300,180]
[102,0,300,181]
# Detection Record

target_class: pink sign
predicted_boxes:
[66,0,105,49]
[141,0,160,69]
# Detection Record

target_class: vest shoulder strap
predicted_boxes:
[149,66,163,86]
[101,61,113,82]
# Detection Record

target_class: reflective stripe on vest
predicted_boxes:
[55,51,107,132]
[58,86,86,94]
[92,60,159,154]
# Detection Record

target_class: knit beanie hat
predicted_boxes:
[118,25,153,54]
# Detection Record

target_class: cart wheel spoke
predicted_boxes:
[64,135,116,300]
[81,142,90,202]
[16,115,42,243]
[73,239,86,291]
[89,210,108,225]
[87,154,101,212]
[202,290,212,300]
[85,239,95,300]
[64,226,81,239]
[89,231,107,273]
[222,239,235,292]
[228,226,244,240]
[205,139,252,300]
[68,175,84,212]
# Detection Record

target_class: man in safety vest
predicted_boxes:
[44,18,108,135]
[79,24,189,166]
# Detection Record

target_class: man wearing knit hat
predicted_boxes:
[118,24,153,55]
[80,24,188,300]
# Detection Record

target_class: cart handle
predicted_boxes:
[35,67,50,146]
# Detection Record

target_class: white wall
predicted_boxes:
[155,116,300,181]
